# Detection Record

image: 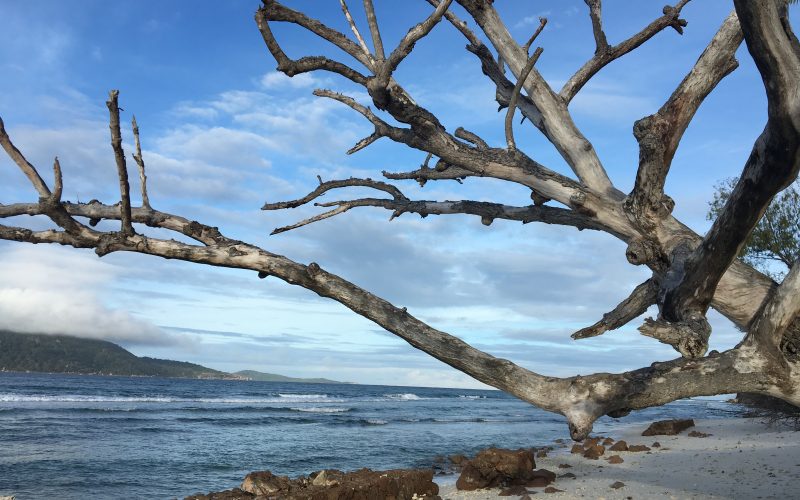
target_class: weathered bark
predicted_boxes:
[2,1,799,441]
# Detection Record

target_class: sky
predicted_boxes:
[0,1,795,389]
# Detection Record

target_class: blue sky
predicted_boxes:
[0,1,794,388]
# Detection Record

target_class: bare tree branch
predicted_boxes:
[51,157,63,203]
[506,46,543,150]
[131,116,151,210]
[572,278,658,340]
[0,117,52,199]
[628,11,742,229]
[362,0,385,60]
[584,0,609,54]
[106,90,134,236]
[374,0,453,88]
[561,0,692,103]
[339,0,373,62]
[662,1,800,338]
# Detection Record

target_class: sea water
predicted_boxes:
[0,372,740,499]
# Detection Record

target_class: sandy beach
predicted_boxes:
[436,418,799,499]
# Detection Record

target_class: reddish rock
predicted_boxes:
[456,448,536,491]
[570,444,584,454]
[607,455,624,464]
[602,438,615,446]
[627,445,651,452]
[688,431,711,438]
[610,481,625,489]
[609,440,628,452]
[641,419,695,436]
[544,486,564,493]
[583,445,605,460]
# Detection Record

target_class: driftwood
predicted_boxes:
[1,1,799,440]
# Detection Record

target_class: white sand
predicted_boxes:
[436,418,800,499]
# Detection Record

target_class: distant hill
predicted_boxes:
[0,330,237,379]
[234,370,346,384]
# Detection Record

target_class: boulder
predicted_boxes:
[607,455,623,464]
[241,471,292,496]
[583,445,605,460]
[557,463,572,469]
[456,448,536,490]
[688,430,711,438]
[526,469,556,488]
[570,444,584,454]
[627,444,651,452]
[641,419,695,436]
[610,481,625,489]
[601,437,614,446]
[544,486,564,493]
[203,468,440,500]
[608,440,628,452]
[559,472,577,479]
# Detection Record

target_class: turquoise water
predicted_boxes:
[0,372,740,499]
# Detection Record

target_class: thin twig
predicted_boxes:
[340,0,373,62]
[131,116,151,209]
[506,47,544,150]
[0,117,52,198]
[522,17,548,54]
[52,157,63,202]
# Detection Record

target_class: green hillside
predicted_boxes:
[234,369,345,384]
[0,330,235,379]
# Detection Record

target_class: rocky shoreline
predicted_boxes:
[185,417,799,499]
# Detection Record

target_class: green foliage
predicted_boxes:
[0,330,233,379]
[708,179,800,279]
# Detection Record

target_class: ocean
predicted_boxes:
[0,372,740,499]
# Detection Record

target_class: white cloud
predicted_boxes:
[259,71,325,90]
[0,245,185,347]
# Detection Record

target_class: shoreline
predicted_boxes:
[434,417,798,499]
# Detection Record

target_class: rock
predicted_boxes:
[609,440,628,452]
[688,430,711,438]
[0,496,15,500]
[627,444,651,452]
[557,463,572,469]
[202,468,440,500]
[544,486,564,493]
[641,419,695,436]
[583,445,605,460]
[570,444,584,454]
[241,471,292,495]
[449,454,468,468]
[499,485,530,496]
[610,481,625,489]
[652,442,661,448]
[526,469,556,488]
[602,438,614,446]
[311,470,339,487]
[559,472,577,479]
[607,455,624,464]
[536,449,548,458]
[456,448,536,490]
[185,488,254,499]
[583,437,600,448]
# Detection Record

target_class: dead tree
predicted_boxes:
[1,1,799,440]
